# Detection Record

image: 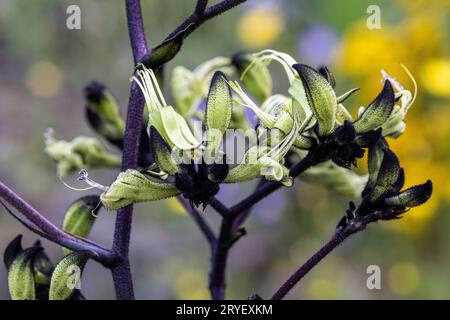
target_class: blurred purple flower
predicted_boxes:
[297,25,339,66]
[240,0,284,12]
[253,190,285,224]
[216,182,243,203]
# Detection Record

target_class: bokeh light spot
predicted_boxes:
[307,278,338,299]
[237,7,285,48]
[388,263,421,296]
[25,61,64,97]
[173,269,210,299]
[420,58,450,97]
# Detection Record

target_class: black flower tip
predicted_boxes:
[332,121,356,146]
[175,160,223,208]
[332,144,365,168]
[353,80,395,133]
[355,128,382,148]
[361,148,403,204]
[317,65,336,88]
[231,51,250,69]
[3,235,23,270]
[292,63,338,137]
[175,172,197,194]
[204,157,229,183]
[357,146,432,221]
[385,180,433,208]
[84,81,105,103]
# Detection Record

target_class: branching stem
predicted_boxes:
[0,181,118,266]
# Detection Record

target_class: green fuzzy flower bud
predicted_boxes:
[8,247,42,300]
[84,82,125,143]
[100,169,181,210]
[4,237,53,287]
[62,195,100,255]
[292,64,337,137]
[384,180,432,208]
[49,251,93,300]
[204,71,233,156]
[45,130,121,177]
[369,149,404,203]
[171,57,233,117]
[353,80,395,133]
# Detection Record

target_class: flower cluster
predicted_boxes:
[43,49,432,217]
[4,195,102,300]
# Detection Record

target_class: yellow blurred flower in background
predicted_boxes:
[173,269,210,299]
[420,59,450,97]
[337,22,409,78]
[25,61,64,98]
[307,278,339,300]
[336,3,450,234]
[388,262,421,297]
[236,5,285,48]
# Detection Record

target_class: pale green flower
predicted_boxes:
[44,129,121,177]
[133,65,200,151]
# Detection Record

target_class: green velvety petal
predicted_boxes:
[354,80,395,133]
[101,169,181,210]
[49,251,93,300]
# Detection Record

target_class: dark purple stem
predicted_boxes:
[111,0,148,300]
[230,154,315,217]
[270,226,356,300]
[179,196,217,246]
[0,181,117,265]
[126,0,148,62]
[209,217,233,299]
[231,178,266,231]
[159,0,246,52]
[208,152,318,299]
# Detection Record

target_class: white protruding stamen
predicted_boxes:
[132,66,167,113]
[59,175,94,192]
[250,49,298,83]
[77,169,109,192]
[227,80,276,127]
